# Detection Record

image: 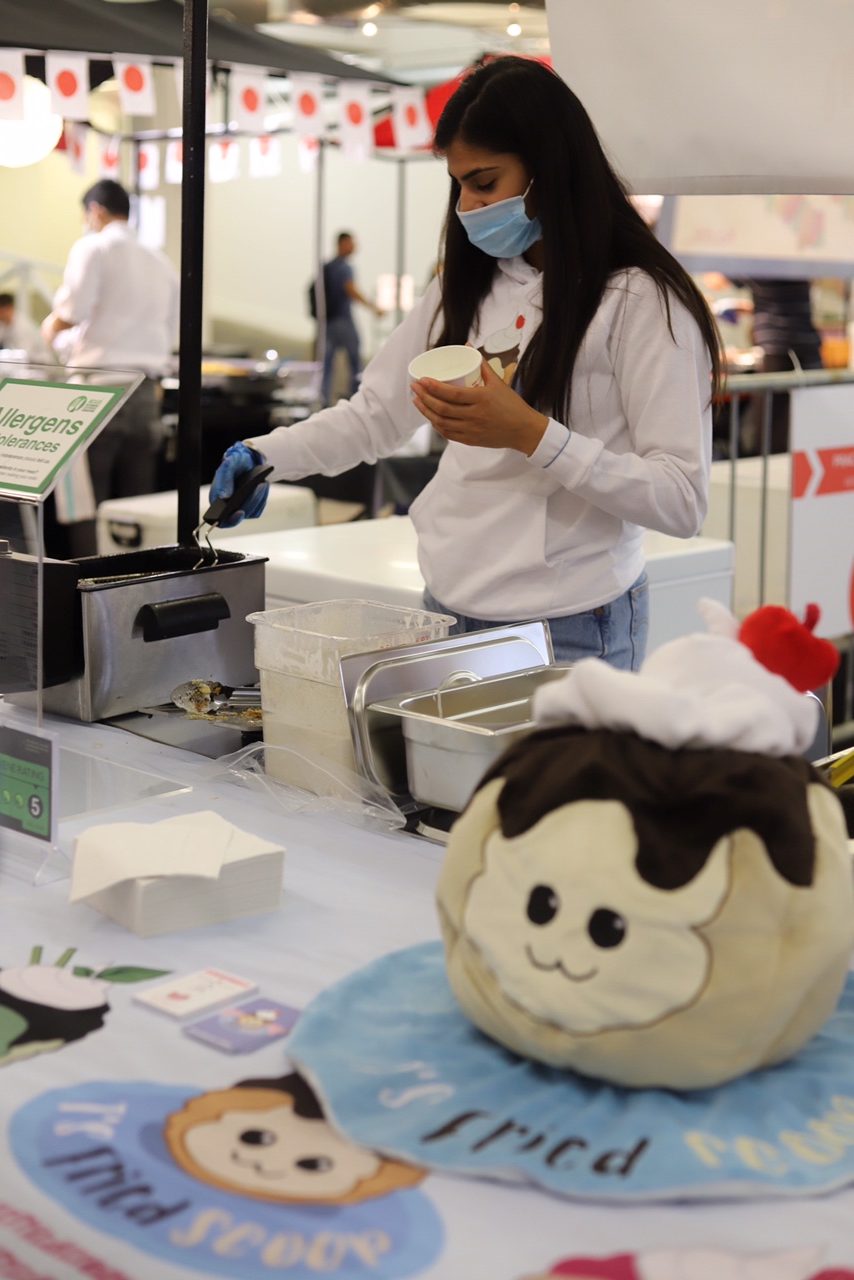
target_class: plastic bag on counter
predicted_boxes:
[213,742,407,835]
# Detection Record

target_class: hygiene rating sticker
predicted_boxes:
[0,377,130,499]
[0,723,55,842]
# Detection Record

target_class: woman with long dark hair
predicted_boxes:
[211,57,722,669]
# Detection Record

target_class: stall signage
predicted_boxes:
[287,942,854,1202]
[789,384,854,638]
[0,378,127,500]
[0,722,54,844]
[11,1078,444,1280]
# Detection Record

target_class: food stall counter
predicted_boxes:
[1,711,853,1280]
[228,517,735,655]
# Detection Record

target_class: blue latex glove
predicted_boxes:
[209,442,269,528]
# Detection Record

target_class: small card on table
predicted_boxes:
[133,969,257,1020]
[183,997,301,1053]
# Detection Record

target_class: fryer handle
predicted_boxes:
[136,592,231,642]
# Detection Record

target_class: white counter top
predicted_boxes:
[229,517,735,653]
[0,710,850,1279]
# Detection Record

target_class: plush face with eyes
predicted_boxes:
[438,726,854,1090]
[165,1072,424,1204]
[466,802,730,1035]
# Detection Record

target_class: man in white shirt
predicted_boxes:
[41,179,179,554]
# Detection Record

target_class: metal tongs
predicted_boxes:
[192,464,274,567]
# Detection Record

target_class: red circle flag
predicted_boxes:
[57,69,79,98]
[405,103,419,127]
[104,148,118,169]
[122,65,145,94]
[299,91,317,117]
[138,149,148,169]
[346,101,364,125]
[259,136,270,155]
[241,86,259,113]
[0,73,16,101]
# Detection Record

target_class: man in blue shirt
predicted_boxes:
[318,231,382,405]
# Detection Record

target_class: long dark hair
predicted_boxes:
[433,58,723,421]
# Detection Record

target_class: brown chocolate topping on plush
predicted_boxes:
[478,727,820,889]
[236,1073,323,1119]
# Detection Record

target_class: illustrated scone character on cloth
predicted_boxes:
[437,601,852,1090]
[165,1071,424,1204]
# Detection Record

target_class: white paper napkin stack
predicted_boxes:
[70,811,285,937]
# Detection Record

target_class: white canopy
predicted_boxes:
[546,0,854,194]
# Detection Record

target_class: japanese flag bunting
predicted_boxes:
[0,50,24,121]
[391,86,431,151]
[338,82,372,162]
[249,135,281,178]
[165,139,183,185]
[230,68,267,133]
[113,56,156,117]
[137,140,160,190]
[64,122,87,174]
[290,74,324,140]
[99,135,121,179]
[209,137,240,183]
[46,53,89,120]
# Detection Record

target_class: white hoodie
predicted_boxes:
[247,258,712,621]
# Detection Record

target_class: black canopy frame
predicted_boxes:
[1,0,402,543]
[1,0,394,84]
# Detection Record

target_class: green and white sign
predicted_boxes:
[0,723,54,844]
[0,377,128,500]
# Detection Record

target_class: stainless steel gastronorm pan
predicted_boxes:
[372,664,571,812]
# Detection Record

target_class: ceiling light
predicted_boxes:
[362,3,381,16]
[362,20,378,36]
[0,77,63,169]
[506,21,522,36]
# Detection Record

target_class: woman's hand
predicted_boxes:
[411,360,549,455]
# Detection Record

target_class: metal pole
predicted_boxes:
[176,0,209,547]
[395,156,406,326]
[314,140,327,388]
[757,389,773,606]
[727,394,740,545]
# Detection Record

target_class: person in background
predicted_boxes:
[705,272,822,453]
[0,292,52,364]
[318,231,383,405]
[41,179,179,555]
[744,277,823,453]
[745,278,823,377]
[211,58,722,671]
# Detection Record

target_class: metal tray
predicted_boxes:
[339,622,556,805]
[373,665,571,812]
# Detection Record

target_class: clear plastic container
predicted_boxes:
[247,599,454,794]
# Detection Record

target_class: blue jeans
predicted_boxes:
[423,573,649,670]
[322,315,361,403]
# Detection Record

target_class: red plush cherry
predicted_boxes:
[738,603,840,693]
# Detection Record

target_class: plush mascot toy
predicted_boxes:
[437,600,852,1090]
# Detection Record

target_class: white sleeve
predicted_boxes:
[527,274,713,538]
[246,280,442,481]
[52,237,102,327]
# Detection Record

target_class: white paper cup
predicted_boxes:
[408,345,483,387]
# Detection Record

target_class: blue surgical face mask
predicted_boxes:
[456,180,542,258]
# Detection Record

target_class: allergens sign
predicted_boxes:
[0,378,127,500]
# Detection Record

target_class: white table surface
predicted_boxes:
[0,711,852,1280]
